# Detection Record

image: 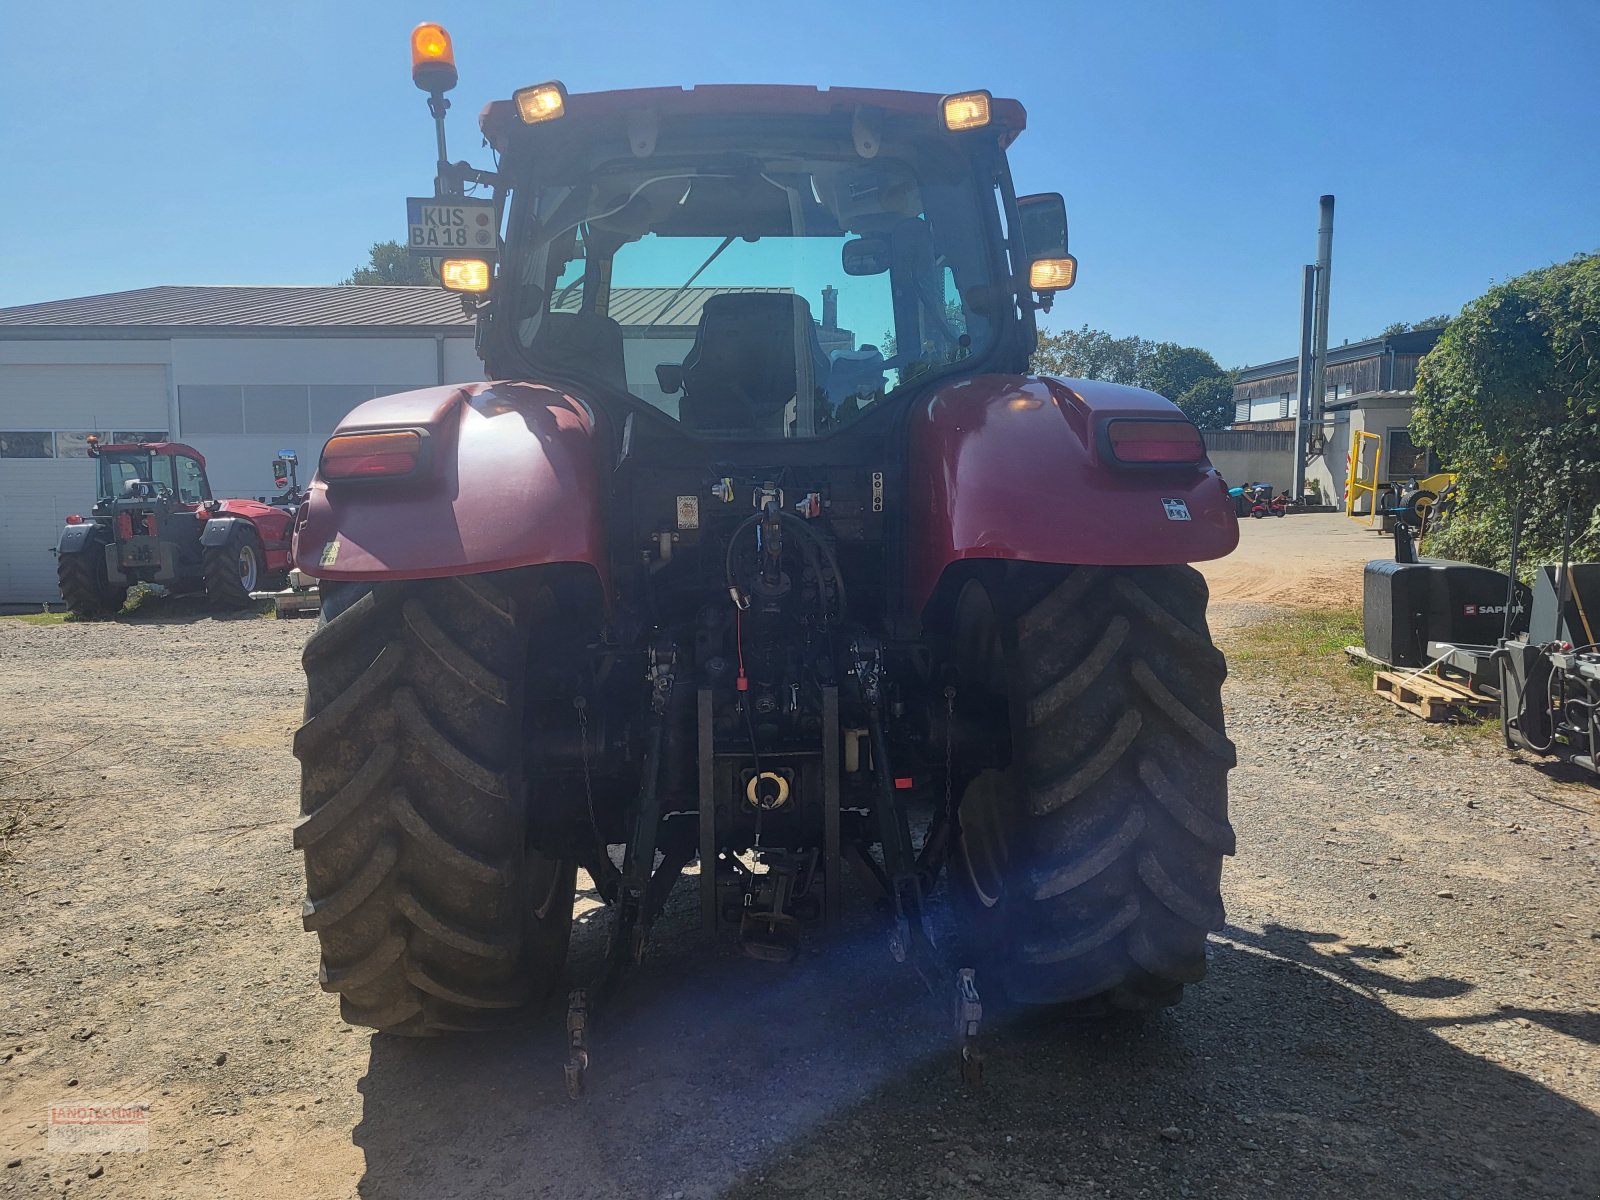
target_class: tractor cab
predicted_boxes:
[425,85,1075,443]
[92,440,212,508]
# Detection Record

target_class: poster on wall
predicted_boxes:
[54,431,110,459]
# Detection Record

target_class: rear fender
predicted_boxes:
[199,516,246,548]
[909,374,1238,615]
[291,381,608,588]
[56,523,101,555]
[208,502,293,572]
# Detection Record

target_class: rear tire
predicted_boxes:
[293,569,577,1034]
[202,524,262,609]
[57,530,127,618]
[951,565,1235,1011]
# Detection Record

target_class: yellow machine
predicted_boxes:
[1346,431,1383,524]
[1347,432,1455,531]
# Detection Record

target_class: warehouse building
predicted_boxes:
[0,283,833,605]
[1207,327,1445,502]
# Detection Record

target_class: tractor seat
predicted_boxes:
[669,294,830,434]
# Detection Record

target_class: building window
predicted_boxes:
[243,385,311,435]
[1234,399,1250,424]
[178,385,246,436]
[1278,392,1292,420]
[1386,428,1438,477]
[0,432,54,458]
[115,431,168,445]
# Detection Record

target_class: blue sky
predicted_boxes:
[3,0,1595,367]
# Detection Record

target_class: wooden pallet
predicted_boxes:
[271,588,321,618]
[1373,669,1496,721]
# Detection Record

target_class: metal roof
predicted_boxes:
[0,286,472,334]
[0,284,794,338]
[1236,328,1444,382]
[568,286,792,328]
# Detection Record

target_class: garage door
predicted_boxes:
[0,364,170,605]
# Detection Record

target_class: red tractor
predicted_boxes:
[55,439,296,617]
[291,26,1239,1088]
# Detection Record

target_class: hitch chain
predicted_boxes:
[944,689,984,1084]
[565,643,678,1100]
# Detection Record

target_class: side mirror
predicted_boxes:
[1016,192,1077,293]
[656,363,684,395]
[841,236,891,276]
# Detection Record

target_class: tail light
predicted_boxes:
[320,430,424,481]
[66,514,83,525]
[1106,419,1205,465]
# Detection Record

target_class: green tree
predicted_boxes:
[1032,324,1154,384]
[1142,343,1224,405]
[1380,313,1454,338]
[341,240,437,286]
[1412,252,1600,569]
[1175,371,1238,430]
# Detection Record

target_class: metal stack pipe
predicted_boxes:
[1292,263,1316,498]
[1308,195,1335,454]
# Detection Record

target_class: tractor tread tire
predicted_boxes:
[293,570,575,1036]
[956,564,1235,1012]
[56,534,127,619]
[201,525,261,610]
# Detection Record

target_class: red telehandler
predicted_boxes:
[56,439,297,617]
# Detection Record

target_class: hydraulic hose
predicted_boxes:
[723,507,848,622]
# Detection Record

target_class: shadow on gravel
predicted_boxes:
[1419,1006,1600,1048]
[1225,922,1476,1001]
[350,910,1600,1200]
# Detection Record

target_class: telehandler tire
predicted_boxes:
[952,564,1235,1011]
[57,529,127,618]
[293,568,576,1034]
[202,524,263,610]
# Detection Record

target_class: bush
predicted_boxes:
[1414,253,1600,570]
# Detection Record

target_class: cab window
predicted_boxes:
[150,455,177,496]
[175,455,210,503]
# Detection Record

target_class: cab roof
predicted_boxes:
[95,441,205,465]
[479,85,1027,153]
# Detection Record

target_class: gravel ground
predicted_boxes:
[0,561,1597,1199]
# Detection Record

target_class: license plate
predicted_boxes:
[406,198,498,255]
[120,538,158,566]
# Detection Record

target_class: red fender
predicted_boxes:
[292,381,607,587]
[216,499,295,573]
[908,374,1238,613]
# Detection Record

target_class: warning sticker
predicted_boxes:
[1162,498,1191,522]
[319,541,341,567]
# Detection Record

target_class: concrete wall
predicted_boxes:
[1202,430,1295,492]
